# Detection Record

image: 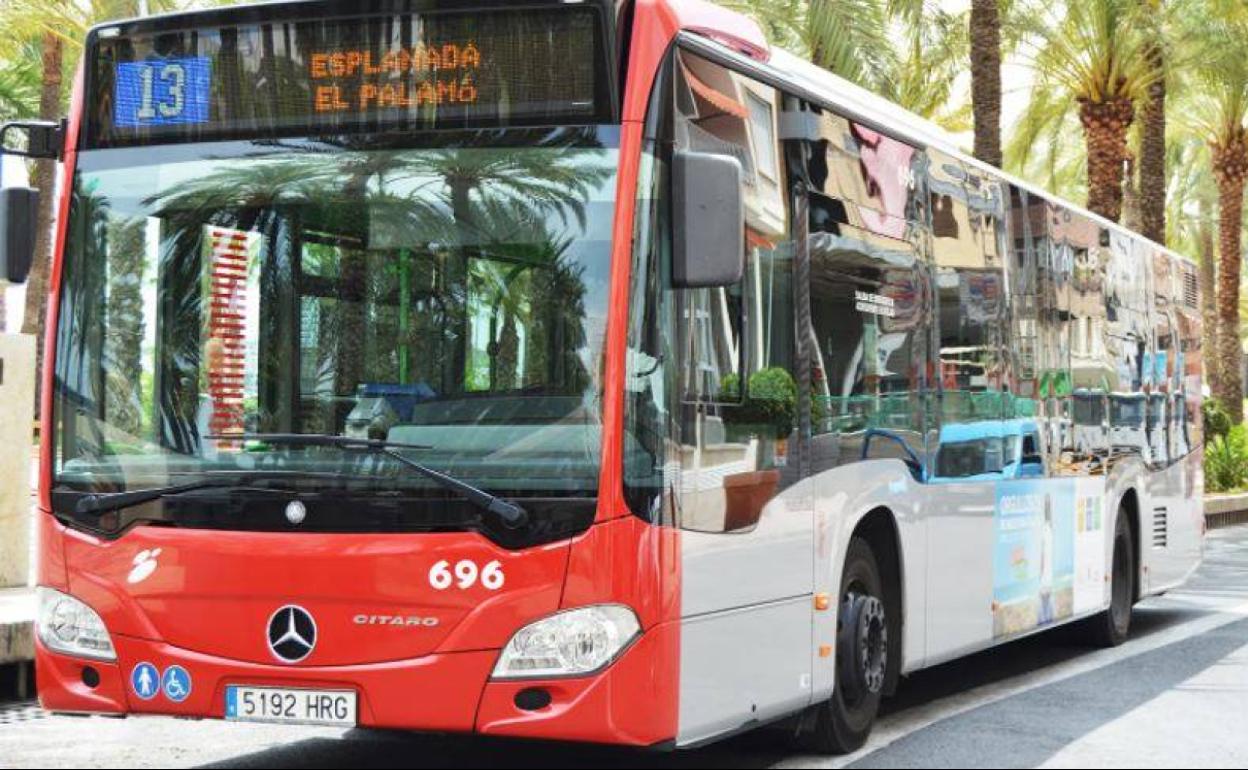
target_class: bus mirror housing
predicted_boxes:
[0,186,38,285]
[672,150,744,288]
[0,120,63,160]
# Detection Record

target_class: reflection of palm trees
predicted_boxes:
[58,181,137,471]
[60,182,111,425]
[145,159,339,214]
[383,137,610,391]
[141,135,610,435]
[463,197,580,392]
[104,216,147,436]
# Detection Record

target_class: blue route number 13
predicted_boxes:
[114,57,211,128]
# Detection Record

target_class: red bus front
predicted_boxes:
[32,0,727,746]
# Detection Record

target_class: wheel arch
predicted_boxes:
[849,506,904,695]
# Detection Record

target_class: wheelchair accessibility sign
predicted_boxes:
[161,665,192,703]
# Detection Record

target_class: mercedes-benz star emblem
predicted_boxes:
[267,605,317,663]
[285,500,307,525]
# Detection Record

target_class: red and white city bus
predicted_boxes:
[0,0,1203,753]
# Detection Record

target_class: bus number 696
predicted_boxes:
[428,559,504,591]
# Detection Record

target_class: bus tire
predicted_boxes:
[802,537,888,754]
[1083,506,1135,647]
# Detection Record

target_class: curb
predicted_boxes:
[1205,493,1248,529]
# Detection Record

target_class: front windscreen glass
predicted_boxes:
[52,128,617,505]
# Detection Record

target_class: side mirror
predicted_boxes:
[0,120,63,160]
[672,149,744,288]
[0,186,39,285]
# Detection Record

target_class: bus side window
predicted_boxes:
[1148,288,1174,467]
[929,150,1007,480]
[1020,432,1045,477]
[1177,302,1200,457]
[807,117,927,477]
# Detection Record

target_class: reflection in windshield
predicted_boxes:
[53,129,617,501]
[1110,396,1145,427]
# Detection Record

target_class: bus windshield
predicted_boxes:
[52,128,618,505]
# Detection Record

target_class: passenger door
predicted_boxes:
[666,48,815,745]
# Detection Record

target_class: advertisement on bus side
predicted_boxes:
[992,478,1107,637]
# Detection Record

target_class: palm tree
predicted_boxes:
[887,1,971,129]
[1161,127,1220,389]
[0,0,201,414]
[0,36,40,324]
[718,0,808,55]
[0,38,39,122]
[0,35,40,324]
[722,0,900,91]
[1137,0,1166,244]
[805,0,900,94]
[21,30,61,357]
[725,0,970,131]
[0,36,35,328]
[1187,19,1248,422]
[970,0,1003,167]
[1199,207,1218,391]
[1017,0,1162,223]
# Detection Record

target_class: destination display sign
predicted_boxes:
[86,6,608,148]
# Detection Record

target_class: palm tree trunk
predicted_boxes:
[19,32,63,415]
[1138,16,1166,244]
[1078,96,1134,223]
[1122,155,1142,232]
[1199,197,1220,394]
[1212,130,1248,423]
[969,0,1002,168]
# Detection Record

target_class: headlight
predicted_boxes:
[36,587,116,662]
[492,604,640,679]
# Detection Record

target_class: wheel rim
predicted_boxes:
[838,587,888,708]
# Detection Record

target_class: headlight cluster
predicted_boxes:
[492,604,640,679]
[36,587,116,661]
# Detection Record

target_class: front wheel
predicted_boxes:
[1083,506,1135,647]
[802,537,889,754]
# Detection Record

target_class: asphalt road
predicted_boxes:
[4,524,1248,769]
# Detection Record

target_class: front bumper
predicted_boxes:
[35,621,677,746]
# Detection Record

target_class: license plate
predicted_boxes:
[225,686,357,726]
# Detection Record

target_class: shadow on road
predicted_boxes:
[196,603,1218,769]
[849,613,1248,768]
[880,601,1209,716]
[197,728,798,769]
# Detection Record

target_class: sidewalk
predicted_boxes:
[1204,491,1248,528]
[1039,637,1248,768]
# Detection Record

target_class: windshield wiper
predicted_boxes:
[206,433,529,529]
[70,473,317,515]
